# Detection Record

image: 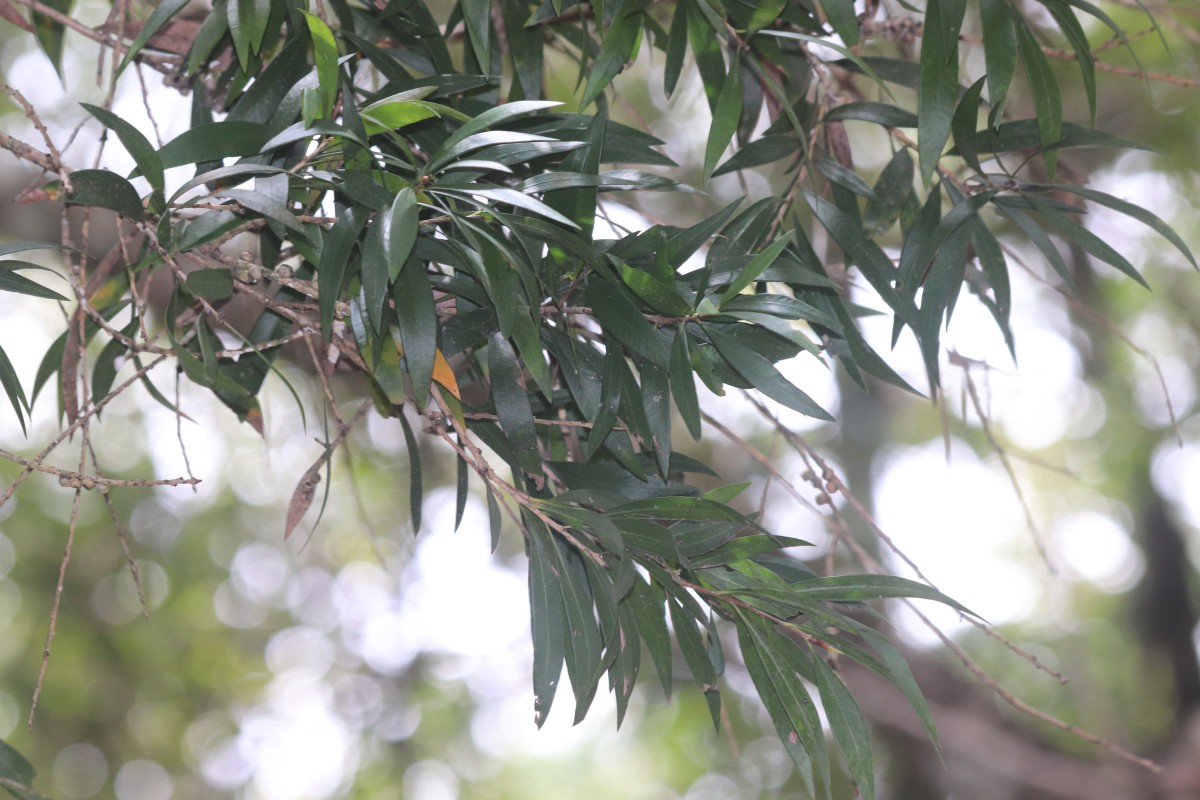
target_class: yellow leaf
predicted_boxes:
[432,347,460,400]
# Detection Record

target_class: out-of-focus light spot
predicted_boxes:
[357,608,417,675]
[239,670,356,800]
[213,581,268,629]
[128,501,182,550]
[53,743,108,799]
[1051,512,1144,591]
[874,439,1039,645]
[93,561,171,625]
[114,760,173,800]
[684,773,743,800]
[231,543,291,606]
[1151,441,1200,533]
[1134,354,1196,429]
[402,760,459,800]
[199,737,252,791]
[266,627,335,676]
[286,567,339,631]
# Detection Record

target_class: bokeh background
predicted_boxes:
[1,1,1199,798]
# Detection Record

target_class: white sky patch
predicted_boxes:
[1050,511,1144,592]
[873,438,1040,645]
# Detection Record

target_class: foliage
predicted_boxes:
[0,0,1194,797]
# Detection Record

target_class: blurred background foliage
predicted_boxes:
[1,0,1199,798]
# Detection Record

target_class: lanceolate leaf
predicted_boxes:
[917,0,966,183]
[1015,13,1063,179]
[528,522,568,727]
[82,104,165,193]
[704,52,742,182]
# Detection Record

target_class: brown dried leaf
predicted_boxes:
[283,461,322,540]
[827,120,854,171]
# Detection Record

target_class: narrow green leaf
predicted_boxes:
[812,655,875,800]
[398,410,423,534]
[1050,185,1197,270]
[664,0,688,97]
[1042,0,1096,125]
[825,101,918,128]
[394,264,437,408]
[461,0,492,77]
[488,332,542,475]
[318,205,368,341]
[0,737,42,800]
[704,53,743,182]
[618,263,692,316]
[169,164,287,204]
[0,343,28,436]
[1015,13,1063,179]
[640,362,672,476]
[860,627,940,750]
[820,0,859,44]
[82,104,165,193]
[185,268,234,300]
[668,596,721,730]
[581,3,644,108]
[0,264,68,301]
[382,188,419,281]
[994,202,1076,293]
[551,536,604,713]
[712,134,799,177]
[158,122,268,169]
[528,523,567,727]
[218,189,307,236]
[227,0,270,67]
[705,324,833,421]
[917,0,966,183]
[791,574,976,615]
[1031,200,1149,288]
[64,170,144,220]
[117,0,191,74]
[979,0,1017,122]
[718,232,793,306]
[736,613,827,798]
[670,327,702,440]
[864,148,914,235]
[950,77,987,175]
[587,280,670,370]
[808,193,919,330]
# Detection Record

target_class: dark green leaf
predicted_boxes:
[158,122,269,169]
[82,103,165,193]
[825,101,918,129]
[979,0,1017,121]
[528,522,567,726]
[0,264,68,301]
[812,654,875,800]
[394,263,437,408]
[488,332,542,475]
[704,52,743,182]
[712,134,799,177]
[398,410,423,534]
[917,0,966,183]
[587,280,670,370]
[65,170,144,220]
[791,574,976,615]
[670,327,702,440]
[0,343,28,436]
[1015,13,1063,179]
[185,268,234,300]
